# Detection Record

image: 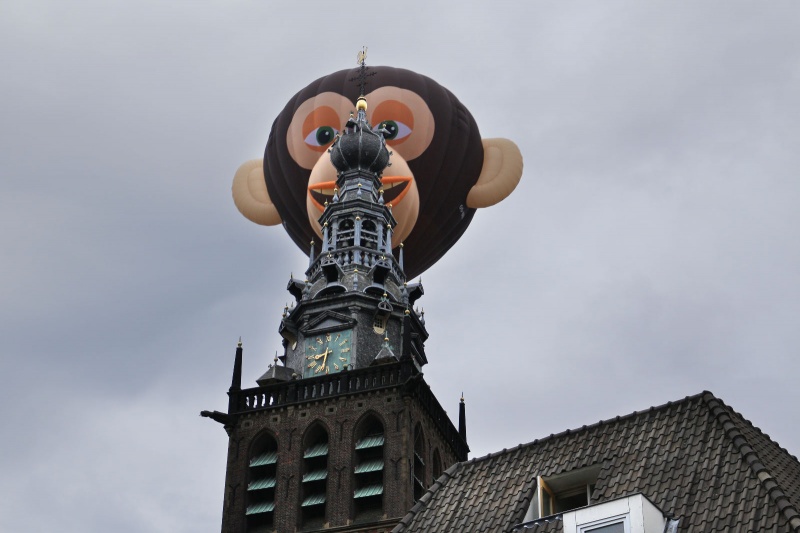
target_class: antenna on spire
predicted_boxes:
[350,46,376,96]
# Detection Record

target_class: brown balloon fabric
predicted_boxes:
[264,66,484,279]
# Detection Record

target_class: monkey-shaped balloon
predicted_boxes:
[232,66,523,279]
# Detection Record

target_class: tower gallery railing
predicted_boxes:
[230,360,468,460]
[306,245,404,282]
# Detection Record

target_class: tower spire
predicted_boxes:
[230,337,243,392]
[227,338,243,414]
[459,394,467,443]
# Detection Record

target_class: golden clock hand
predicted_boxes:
[314,348,330,360]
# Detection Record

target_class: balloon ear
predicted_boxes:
[232,159,282,226]
[466,138,523,209]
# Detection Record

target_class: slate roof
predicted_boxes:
[393,392,800,533]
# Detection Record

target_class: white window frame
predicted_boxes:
[533,466,600,519]
[562,493,667,533]
[577,513,631,533]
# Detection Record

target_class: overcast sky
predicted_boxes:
[2,2,799,532]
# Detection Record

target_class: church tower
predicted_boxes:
[203,81,469,532]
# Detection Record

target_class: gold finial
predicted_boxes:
[356,96,367,112]
[356,216,361,220]
[399,242,404,248]
[357,47,367,65]
[404,308,410,315]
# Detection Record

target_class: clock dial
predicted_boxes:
[303,329,352,378]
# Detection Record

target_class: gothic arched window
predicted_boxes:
[353,415,385,522]
[432,449,443,482]
[301,424,329,529]
[413,424,426,501]
[246,432,278,532]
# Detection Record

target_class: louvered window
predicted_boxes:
[246,434,277,532]
[301,427,329,529]
[354,417,384,521]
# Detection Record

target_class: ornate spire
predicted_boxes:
[301,53,407,302]
[328,103,389,176]
[351,46,376,97]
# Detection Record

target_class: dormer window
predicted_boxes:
[525,465,601,521]
[517,492,677,533]
[562,493,675,533]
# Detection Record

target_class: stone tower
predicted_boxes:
[203,88,468,532]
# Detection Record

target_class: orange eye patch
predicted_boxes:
[372,100,414,146]
[302,106,341,152]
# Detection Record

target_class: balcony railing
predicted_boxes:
[229,360,468,460]
[306,246,404,283]
[231,361,410,413]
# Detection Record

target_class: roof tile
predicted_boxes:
[392,392,800,533]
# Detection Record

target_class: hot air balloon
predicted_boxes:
[232,66,522,279]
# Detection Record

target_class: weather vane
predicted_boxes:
[350,46,376,96]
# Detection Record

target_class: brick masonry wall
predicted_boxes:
[221,381,463,533]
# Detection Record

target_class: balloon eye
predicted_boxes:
[379,120,411,141]
[305,126,338,147]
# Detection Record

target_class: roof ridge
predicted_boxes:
[702,392,800,532]
[721,397,799,461]
[391,462,462,533]
[456,391,709,468]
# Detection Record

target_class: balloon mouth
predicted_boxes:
[308,181,336,212]
[381,176,412,207]
[308,176,413,212]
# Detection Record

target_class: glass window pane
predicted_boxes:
[585,522,625,533]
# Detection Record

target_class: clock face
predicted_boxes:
[303,329,352,378]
